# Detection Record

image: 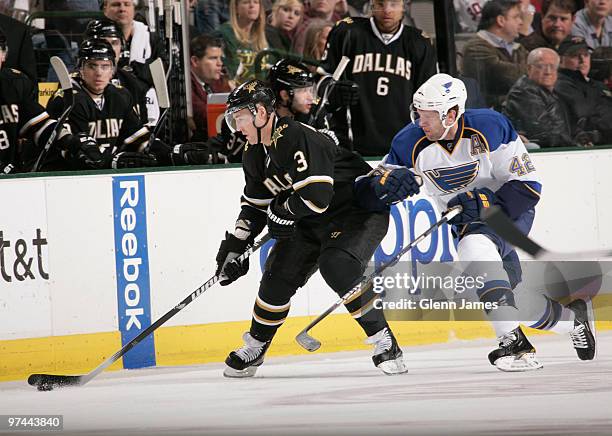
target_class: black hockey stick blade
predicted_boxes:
[27,233,271,390]
[31,56,73,172]
[295,206,462,352]
[482,206,612,260]
[28,374,83,391]
[481,206,543,258]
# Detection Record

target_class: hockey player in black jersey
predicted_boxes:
[320,0,437,156]
[84,18,149,125]
[217,79,408,377]
[46,38,154,170]
[0,28,65,174]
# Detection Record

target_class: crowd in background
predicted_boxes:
[0,0,611,174]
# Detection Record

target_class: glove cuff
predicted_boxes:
[267,207,295,226]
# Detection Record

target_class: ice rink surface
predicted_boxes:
[1,332,612,436]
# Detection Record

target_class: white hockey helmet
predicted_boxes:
[410,73,467,127]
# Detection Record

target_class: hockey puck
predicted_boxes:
[37,383,54,392]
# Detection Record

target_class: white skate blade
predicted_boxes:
[493,353,543,372]
[377,357,408,375]
[223,365,259,378]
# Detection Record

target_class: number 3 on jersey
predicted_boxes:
[509,153,535,176]
[295,150,308,172]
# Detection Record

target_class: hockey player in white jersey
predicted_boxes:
[355,73,596,371]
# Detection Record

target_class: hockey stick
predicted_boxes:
[310,56,350,125]
[31,56,73,172]
[28,233,272,391]
[481,206,612,260]
[149,58,171,144]
[296,206,462,352]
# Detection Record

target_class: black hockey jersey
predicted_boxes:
[321,16,437,156]
[114,66,150,126]
[0,68,56,174]
[238,116,373,235]
[46,77,150,157]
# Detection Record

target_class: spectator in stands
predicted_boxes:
[590,46,612,88]
[462,0,529,110]
[195,0,230,35]
[189,35,232,142]
[520,0,577,51]
[0,13,37,85]
[503,47,576,147]
[215,0,268,84]
[265,0,303,54]
[454,0,489,33]
[293,0,341,54]
[556,36,612,143]
[102,0,165,125]
[454,0,535,35]
[571,0,612,48]
[302,18,333,63]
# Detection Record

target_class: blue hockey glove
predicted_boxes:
[267,197,297,240]
[447,188,496,225]
[373,168,420,205]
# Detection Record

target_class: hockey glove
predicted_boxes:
[147,138,173,166]
[373,168,420,205]
[172,142,212,165]
[68,133,106,169]
[447,188,496,225]
[328,80,360,110]
[267,196,297,240]
[215,231,251,286]
[112,151,158,169]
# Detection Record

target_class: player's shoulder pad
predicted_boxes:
[389,122,428,167]
[462,109,519,152]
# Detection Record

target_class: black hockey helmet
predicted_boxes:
[84,18,125,46]
[78,38,117,67]
[224,79,276,132]
[268,58,315,96]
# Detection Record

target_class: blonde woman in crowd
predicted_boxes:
[266,0,304,54]
[215,0,268,84]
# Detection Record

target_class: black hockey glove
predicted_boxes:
[215,231,251,286]
[172,142,212,165]
[447,188,496,225]
[328,80,360,110]
[147,138,173,166]
[112,151,158,169]
[68,133,106,169]
[267,196,297,240]
[373,168,420,205]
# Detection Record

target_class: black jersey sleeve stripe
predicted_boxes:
[19,112,50,138]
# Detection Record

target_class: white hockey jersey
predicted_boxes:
[383,109,541,218]
[454,0,489,32]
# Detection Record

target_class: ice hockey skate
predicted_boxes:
[567,299,596,361]
[223,332,272,378]
[366,327,408,375]
[488,326,543,372]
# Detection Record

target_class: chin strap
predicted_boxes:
[436,114,460,141]
[254,112,274,145]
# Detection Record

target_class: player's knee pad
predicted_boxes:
[319,248,363,294]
